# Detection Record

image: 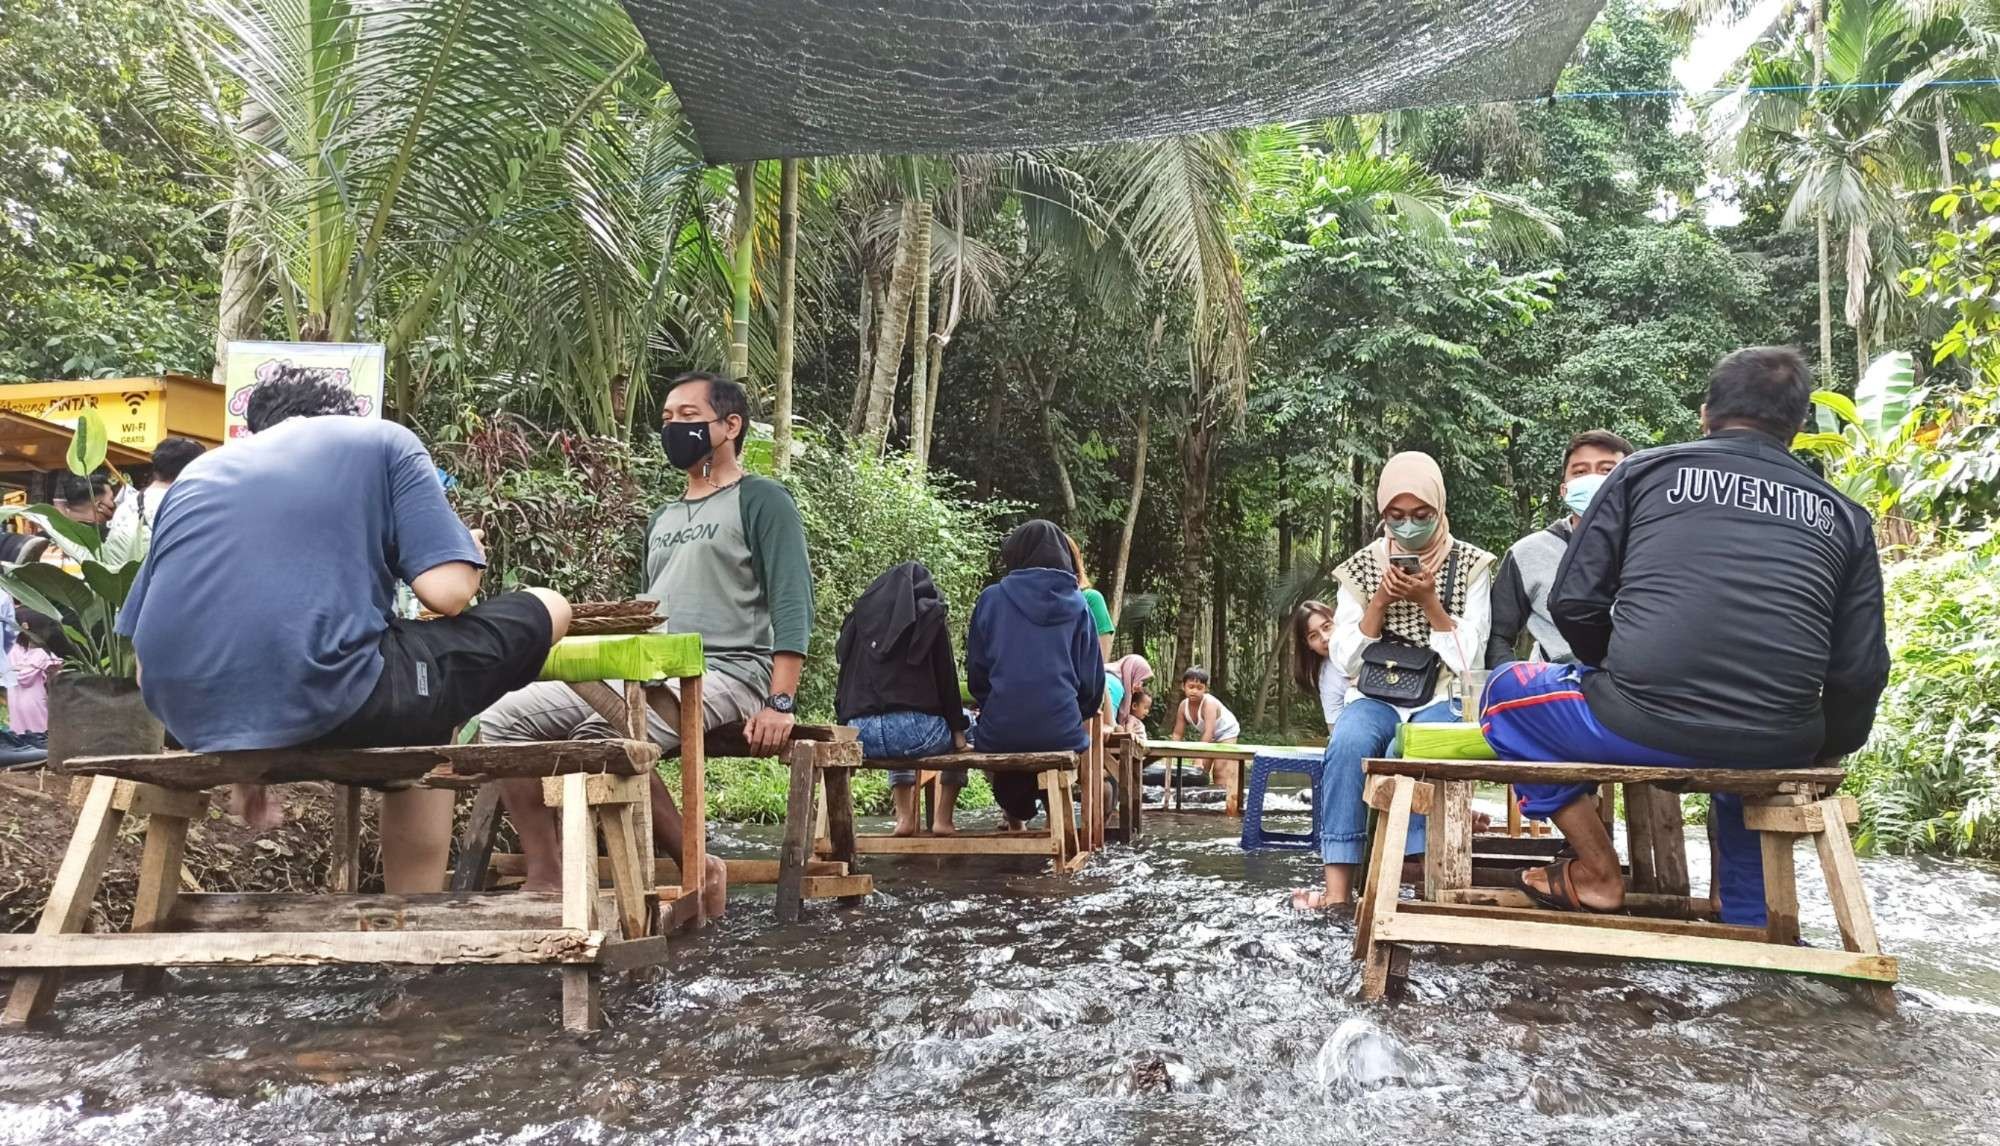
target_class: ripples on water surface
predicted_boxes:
[4,811,1999,1145]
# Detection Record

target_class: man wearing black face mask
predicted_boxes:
[481,372,813,917]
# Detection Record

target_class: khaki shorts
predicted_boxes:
[476,670,765,751]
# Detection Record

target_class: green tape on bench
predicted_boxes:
[1396,722,1497,761]
[539,633,705,683]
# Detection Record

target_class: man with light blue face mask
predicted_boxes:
[1485,429,1632,668]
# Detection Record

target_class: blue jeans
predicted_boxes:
[849,712,962,788]
[1482,661,1778,927]
[1315,696,1458,865]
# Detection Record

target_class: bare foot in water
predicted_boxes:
[702,854,728,920]
[228,783,284,831]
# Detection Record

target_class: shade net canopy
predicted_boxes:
[622,0,1607,163]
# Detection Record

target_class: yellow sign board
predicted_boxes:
[0,389,163,452]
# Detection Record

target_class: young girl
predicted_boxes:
[1291,599,1349,735]
[1170,666,1241,787]
[836,562,971,836]
[8,609,61,746]
[966,520,1104,828]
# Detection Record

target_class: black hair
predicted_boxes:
[245,365,360,432]
[1562,429,1634,473]
[149,437,206,482]
[1706,347,1812,440]
[1130,687,1151,707]
[666,371,750,457]
[53,474,93,506]
[1182,666,1211,685]
[15,607,73,657]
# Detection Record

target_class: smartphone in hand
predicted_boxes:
[1389,554,1422,574]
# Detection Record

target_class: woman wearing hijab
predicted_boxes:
[966,520,1106,828]
[1293,452,1494,912]
[1108,653,1153,726]
[836,562,972,836]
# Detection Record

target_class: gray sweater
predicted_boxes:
[1485,518,1575,667]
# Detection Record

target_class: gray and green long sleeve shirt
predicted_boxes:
[640,474,814,695]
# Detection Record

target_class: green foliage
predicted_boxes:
[1848,537,2000,856]
[0,0,220,381]
[789,442,1010,720]
[668,755,993,823]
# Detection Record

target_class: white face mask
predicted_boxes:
[1562,472,1607,517]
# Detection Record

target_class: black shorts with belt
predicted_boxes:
[316,591,552,749]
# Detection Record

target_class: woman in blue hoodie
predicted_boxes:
[966,519,1105,827]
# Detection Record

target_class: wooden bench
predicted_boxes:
[1352,758,1897,1006]
[775,725,1105,922]
[1,736,675,1034]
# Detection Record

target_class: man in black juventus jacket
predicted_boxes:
[1479,346,1889,925]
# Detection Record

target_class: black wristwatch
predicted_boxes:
[763,692,796,714]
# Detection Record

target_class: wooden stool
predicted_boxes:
[1105,729,1143,843]
[1,739,670,1033]
[1352,758,1897,1006]
[775,738,1093,923]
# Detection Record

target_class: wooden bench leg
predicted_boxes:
[1422,780,1472,901]
[1626,782,1659,894]
[598,803,652,941]
[1760,827,1801,946]
[1359,776,1417,1000]
[331,784,362,893]
[775,742,821,923]
[1810,796,1893,1009]
[1654,789,1691,898]
[557,772,603,1033]
[449,784,505,893]
[1506,786,1522,837]
[123,805,194,995]
[672,675,705,929]
[5,775,125,1026]
[821,768,863,906]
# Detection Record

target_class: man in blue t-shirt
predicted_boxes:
[117,369,571,893]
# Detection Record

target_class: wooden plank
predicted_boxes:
[1367,758,1845,794]
[774,742,820,923]
[598,804,653,941]
[1506,785,1522,837]
[62,740,658,789]
[0,930,605,968]
[3,774,127,1024]
[1745,796,1860,834]
[850,832,1060,855]
[122,808,194,995]
[449,784,505,893]
[1625,783,1659,894]
[1374,909,1898,982]
[699,720,854,759]
[1652,787,1691,897]
[600,935,675,972]
[821,767,864,905]
[167,891,620,933]
[1812,798,1883,955]
[560,773,602,1033]
[1396,899,1764,941]
[539,773,648,808]
[1760,831,1802,946]
[1596,782,1617,839]
[1133,739,1262,760]
[331,785,362,893]
[1438,887,1719,920]
[1423,780,1473,901]
[801,874,874,899]
[1359,776,1417,999]
[676,674,706,930]
[855,750,1075,773]
[68,778,207,820]
[489,854,846,884]
[1363,774,1436,817]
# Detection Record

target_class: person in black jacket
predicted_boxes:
[836,562,972,836]
[1479,347,1890,925]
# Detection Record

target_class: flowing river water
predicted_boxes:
[3,803,1999,1145]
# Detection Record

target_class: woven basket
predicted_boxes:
[566,599,662,636]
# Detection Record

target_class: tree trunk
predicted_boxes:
[862,200,922,448]
[921,183,966,470]
[1109,401,1149,625]
[1817,214,1834,385]
[1937,108,1954,189]
[773,158,799,476]
[1274,464,1293,737]
[848,264,880,435]
[908,197,935,473]
[729,163,757,391]
[1030,360,1077,522]
[1210,560,1228,695]
[975,373,1007,500]
[211,190,270,388]
[1173,359,1219,684]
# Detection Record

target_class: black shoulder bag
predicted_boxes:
[1355,552,1459,706]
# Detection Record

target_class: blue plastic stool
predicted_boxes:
[1239,749,1324,850]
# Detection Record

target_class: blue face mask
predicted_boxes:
[1386,516,1439,549]
[1563,472,1607,517]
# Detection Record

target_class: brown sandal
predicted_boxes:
[1513,858,1617,914]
